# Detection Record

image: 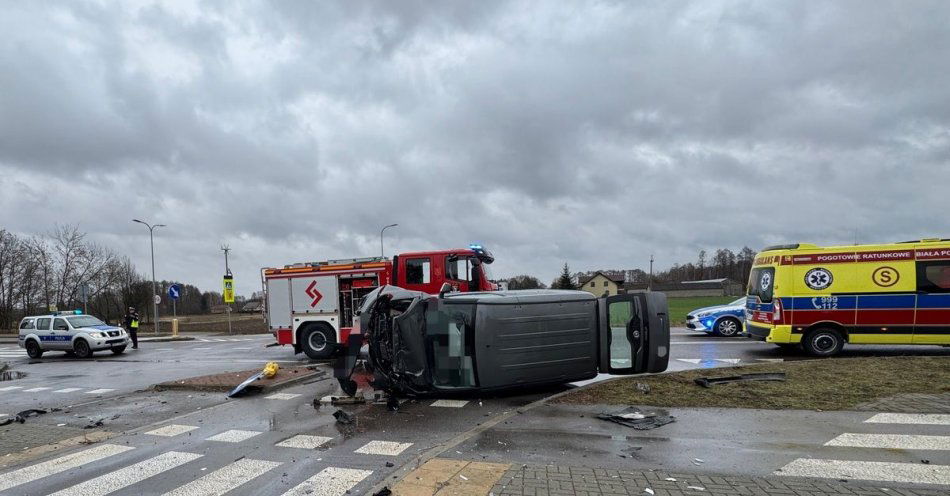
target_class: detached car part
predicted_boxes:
[340,287,670,396]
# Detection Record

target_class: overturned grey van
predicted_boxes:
[338,287,670,396]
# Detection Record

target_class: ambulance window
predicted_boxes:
[917,261,950,292]
[406,258,431,285]
[748,267,774,303]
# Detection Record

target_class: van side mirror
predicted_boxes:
[439,282,453,298]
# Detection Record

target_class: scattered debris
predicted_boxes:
[621,446,642,455]
[664,477,677,482]
[332,409,355,425]
[459,474,469,481]
[330,395,366,406]
[693,372,787,388]
[687,486,706,491]
[921,459,930,464]
[1,408,62,426]
[692,458,705,465]
[636,382,651,394]
[644,488,655,495]
[385,461,394,468]
[597,407,675,430]
[372,488,392,496]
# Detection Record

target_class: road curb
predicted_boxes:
[152,367,326,394]
[139,336,196,343]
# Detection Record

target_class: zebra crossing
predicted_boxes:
[0,385,115,395]
[0,421,414,496]
[775,412,950,485]
[193,337,266,343]
[0,346,26,359]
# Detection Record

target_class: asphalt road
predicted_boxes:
[1,329,948,494]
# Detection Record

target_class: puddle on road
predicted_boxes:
[1,371,27,381]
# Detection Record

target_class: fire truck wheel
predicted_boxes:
[301,325,336,360]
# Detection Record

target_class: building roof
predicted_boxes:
[578,271,626,285]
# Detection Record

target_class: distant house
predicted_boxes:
[578,272,626,297]
[622,278,743,297]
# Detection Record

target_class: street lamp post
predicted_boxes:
[133,219,165,335]
[380,224,398,257]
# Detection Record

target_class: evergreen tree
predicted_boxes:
[553,263,576,290]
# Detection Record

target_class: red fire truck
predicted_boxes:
[261,245,496,358]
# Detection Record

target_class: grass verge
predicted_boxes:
[555,356,950,411]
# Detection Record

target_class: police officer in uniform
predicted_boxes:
[123,306,140,349]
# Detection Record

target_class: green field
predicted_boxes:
[667,296,740,325]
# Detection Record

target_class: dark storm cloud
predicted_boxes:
[1,0,948,293]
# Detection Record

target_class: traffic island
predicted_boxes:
[555,356,950,411]
[153,365,326,395]
[138,335,195,343]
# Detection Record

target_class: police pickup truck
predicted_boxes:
[18,311,129,359]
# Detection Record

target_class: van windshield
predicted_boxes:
[747,267,775,303]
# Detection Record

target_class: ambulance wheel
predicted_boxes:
[714,317,741,337]
[301,325,335,360]
[802,328,844,357]
[73,339,93,359]
[111,346,126,355]
[25,339,43,359]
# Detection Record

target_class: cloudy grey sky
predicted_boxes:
[1,0,948,295]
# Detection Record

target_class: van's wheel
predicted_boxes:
[73,339,93,359]
[714,317,742,337]
[802,328,844,357]
[111,346,127,355]
[301,325,336,360]
[25,339,43,359]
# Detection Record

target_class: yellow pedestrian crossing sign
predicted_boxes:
[223,275,235,304]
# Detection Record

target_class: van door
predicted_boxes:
[598,292,670,374]
[914,260,950,344]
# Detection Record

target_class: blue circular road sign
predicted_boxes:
[168,284,182,300]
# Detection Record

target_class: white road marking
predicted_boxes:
[85,388,115,394]
[207,429,262,443]
[282,467,373,496]
[53,388,83,393]
[354,440,413,456]
[864,413,950,425]
[265,393,301,400]
[50,450,203,496]
[23,387,52,392]
[145,424,200,437]
[825,433,950,451]
[777,458,950,485]
[234,347,252,350]
[276,435,333,449]
[193,347,212,350]
[0,444,135,492]
[431,399,469,408]
[163,458,281,496]
[0,386,24,391]
[716,358,742,364]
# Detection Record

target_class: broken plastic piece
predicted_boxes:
[693,372,786,388]
[597,407,675,430]
[333,409,355,425]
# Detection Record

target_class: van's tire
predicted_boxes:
[73,339,93,359]
[802,328,844,357]
[25,339,43,359]
[714,317,742,337]
[111,346,126,355]
[301,325,336,360]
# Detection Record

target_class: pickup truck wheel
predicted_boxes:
[25,339,43,359]
[111,346,127,355]
[73,339,93,359]
[802,328,844,357]
[714,317,741,337]
[301,325,335,360]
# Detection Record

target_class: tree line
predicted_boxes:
[506,247,759,291]
[0,225,238,329]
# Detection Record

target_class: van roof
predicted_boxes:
[761,238,950,253]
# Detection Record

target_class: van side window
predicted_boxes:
[917,261,950,293]
[53,318,69,331]
[36,318,51,330]
[20,319,35,330]
[406,258,431,285]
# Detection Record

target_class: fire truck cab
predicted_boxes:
[262,246,496,358]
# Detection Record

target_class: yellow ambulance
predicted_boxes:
[745,239,950,356]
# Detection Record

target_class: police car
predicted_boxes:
[18,311,129,359]
[685,298,747,336]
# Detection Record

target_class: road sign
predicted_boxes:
[223,275,235,304]
[153,294,162,305]
[168,284,182,300]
